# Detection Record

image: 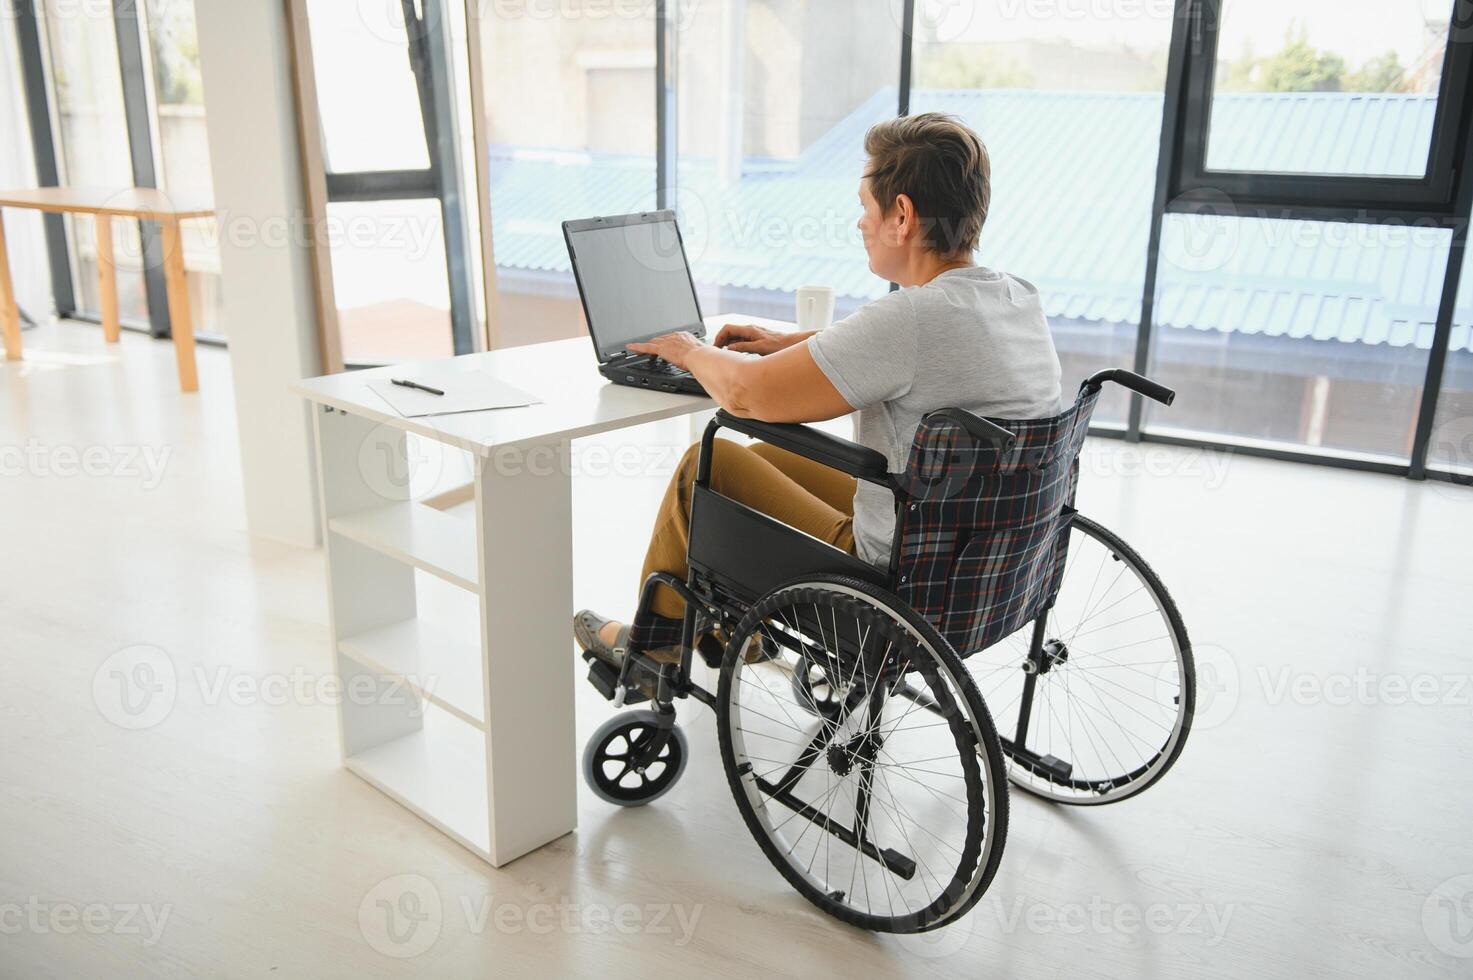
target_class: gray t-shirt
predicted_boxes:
[808,266,1063,566]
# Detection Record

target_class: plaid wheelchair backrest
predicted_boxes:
[892,386,1102,658]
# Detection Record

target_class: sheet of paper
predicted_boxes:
[367,372,542,418]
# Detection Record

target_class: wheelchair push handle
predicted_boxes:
[1083,368,1176,406]
[923,408,1018,453]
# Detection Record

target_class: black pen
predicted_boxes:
[390,378,445,396]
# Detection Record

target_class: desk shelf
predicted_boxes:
[339,618,485,730]
[328,502,478,592]
[345,703,491,860]
[302,373,702,867]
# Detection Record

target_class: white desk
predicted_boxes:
[292,334,717,866]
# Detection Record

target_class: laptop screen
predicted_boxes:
[564,212,704,361]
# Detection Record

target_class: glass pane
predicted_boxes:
[911,0,1174,424]
[676,0,903,332]
[42,0,148,321]
[327,199,453,364]
[1145,215,1447,461]
[1428,245,1473,479]
[477,0,656,347]
[142,0,225,338]
[1206,0,1454,177]
[0,12,49,320]
[304,0,431,173]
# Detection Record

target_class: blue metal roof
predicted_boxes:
[486,89,1471,354]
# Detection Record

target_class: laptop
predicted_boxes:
[563,210,709,395]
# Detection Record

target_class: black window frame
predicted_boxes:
[1171,0,1473,220]
[1131,0,1473,479]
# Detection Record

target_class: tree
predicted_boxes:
[918,45,1035,90]
[1345,51,1406,93]
[1253,27,1345,92]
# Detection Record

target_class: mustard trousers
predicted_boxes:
[642,438,858,620]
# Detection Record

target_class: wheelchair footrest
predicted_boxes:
[584,655,620,701]
[582,653,651,705]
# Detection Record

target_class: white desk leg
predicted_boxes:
[475,439,577,865]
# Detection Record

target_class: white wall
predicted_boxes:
[192,0,322,546]
[1,12,51,319]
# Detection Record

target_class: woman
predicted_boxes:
[574,112,1063,665]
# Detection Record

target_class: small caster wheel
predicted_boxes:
[791,654,843,720]
[582,710,689,807]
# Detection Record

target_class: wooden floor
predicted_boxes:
[3,320,1471,979]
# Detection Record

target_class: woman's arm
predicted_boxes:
[624,332,852,423]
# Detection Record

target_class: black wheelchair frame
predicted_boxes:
[586,368,1174,768]
[580,367,1187,931]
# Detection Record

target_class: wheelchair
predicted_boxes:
[579,368,1195,934]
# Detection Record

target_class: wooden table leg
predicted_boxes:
[0,211,21,361]
[159,217,199,393]
[95,214,120,343]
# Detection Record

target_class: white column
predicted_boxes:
[194,0,323,545]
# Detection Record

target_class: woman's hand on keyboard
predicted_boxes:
[626,331,702,369]
[713,323,806,356]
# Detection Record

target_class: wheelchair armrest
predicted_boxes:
[712,410,891,483]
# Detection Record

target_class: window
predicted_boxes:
[325,199,455,361]
[675,0,903,325]
[1144,214,1448,461]
[475,0,656,348]
[41,0,149,323]
[0,11,49,319]
[140,0,224,338]
[1175,0,1470,212]
[1205,0,1455,178]
[300,0,478,363]
[911,0,1174,423]
[1428,244,1473,479]
[306,0,431,173]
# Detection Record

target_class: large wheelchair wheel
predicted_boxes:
[969,515,1194,805]
[716,575,1008,934]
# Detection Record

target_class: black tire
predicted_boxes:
[970,515,1194,806]
[716,575,1009,933]
[582,710,689,807]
